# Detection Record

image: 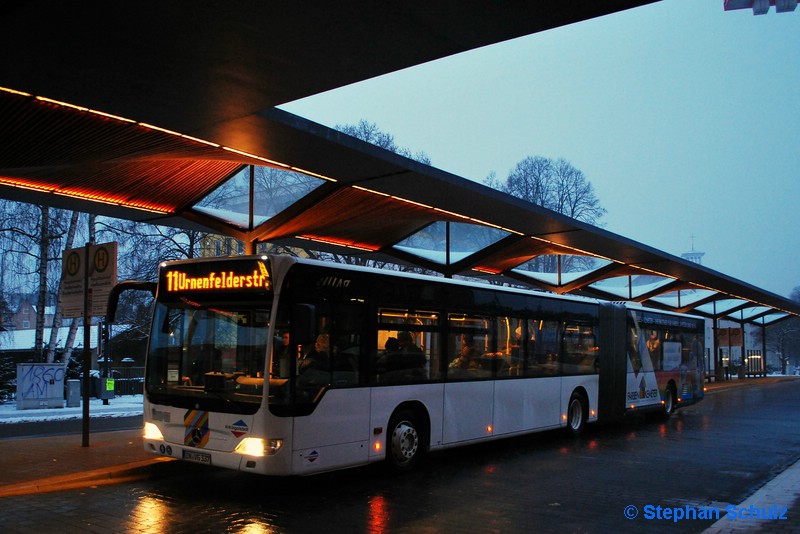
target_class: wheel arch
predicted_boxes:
[390,400,431,450]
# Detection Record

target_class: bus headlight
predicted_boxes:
[143,422,164,440]
[234,437,283,457]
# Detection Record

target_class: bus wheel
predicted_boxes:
[566,391,587,437]
[387,410,423,472]
[662,384,676,419]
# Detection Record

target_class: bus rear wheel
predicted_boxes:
[387,410,424,472]
[566,391,587,437]
[662,384,676,419]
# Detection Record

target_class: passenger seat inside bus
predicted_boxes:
[376,351,427,384]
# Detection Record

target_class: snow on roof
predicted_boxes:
[0,324,132,351]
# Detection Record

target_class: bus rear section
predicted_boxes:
[597,303,706,423]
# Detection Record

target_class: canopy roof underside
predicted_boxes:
[1,1,797,326]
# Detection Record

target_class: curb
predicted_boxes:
[0,457,173,497]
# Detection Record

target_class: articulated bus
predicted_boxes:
[123,255,706,476]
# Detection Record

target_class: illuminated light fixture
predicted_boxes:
[352,185,390,197]
[297,235,379,252]
[528,235,618,265]
[0,86,338,188]
[374,441,382,452]
[486,425,493,433]
[0,86,31,97]
[350,185,522,236]
[473,266,503,275]
[687,281,798,317]
[221,147,336,183]
[0,176,173,213]
[432,206,522,234]
[351,184,437,211]
[234,437,283,457]
[36,96,136,124]
[140,122,220,147]
[143,422,164,440]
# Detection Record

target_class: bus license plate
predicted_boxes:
[183,449,212,465]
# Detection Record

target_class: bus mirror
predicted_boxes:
[291,304,316,345]
[106,280,156,323]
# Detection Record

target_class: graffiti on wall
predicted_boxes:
[17,363,66,400]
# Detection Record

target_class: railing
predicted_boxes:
[744,354,764,376]
[98,366,144,396]
[113,377,143,395]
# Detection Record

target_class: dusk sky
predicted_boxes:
[282,0,799,299]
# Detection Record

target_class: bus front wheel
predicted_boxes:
[566,391,587,437]
[387,410,424,472]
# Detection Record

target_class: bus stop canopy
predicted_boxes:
[1,0,798,326]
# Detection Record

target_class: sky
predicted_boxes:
[281,0,800,299]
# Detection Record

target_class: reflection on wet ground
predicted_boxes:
[6,379,800,534]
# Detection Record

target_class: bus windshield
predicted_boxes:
[145,301,271,414]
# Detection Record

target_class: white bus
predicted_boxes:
[113,255,705,475]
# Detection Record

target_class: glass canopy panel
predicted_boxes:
[736,306,773,321]
[193,165,325,228]
[694,298,747,316]
[512,256,611,285]
[649,292,680,308]
[589,275,673,299]
[650,288,717,308]
[393,221,509,265]
[511,269,559,286]
[755,312,788,325]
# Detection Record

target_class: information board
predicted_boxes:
[60,242,118,318]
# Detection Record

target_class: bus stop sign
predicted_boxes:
[60,242,118,318]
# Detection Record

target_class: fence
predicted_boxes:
[744,352,764,376]
[98,366,144,396]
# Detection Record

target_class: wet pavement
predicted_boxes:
[1,377,799,533]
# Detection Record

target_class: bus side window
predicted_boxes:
[330,303,363,387]
[374,308,440,384]
[492,316,518,377]
[446,314,491,380]
[526,319,559,377]
[562,322,597,375]
[295,311,333,399]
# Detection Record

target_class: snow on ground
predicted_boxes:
[0,395,144,424]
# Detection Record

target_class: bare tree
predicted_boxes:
[486,155,606,274]
[1,203,74,357]
[504,156,556,209]
[764,287,800,374]
[336,120,432,166]
[500,156,605,225]
[44,210,81,363]
[551,158,606,224]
